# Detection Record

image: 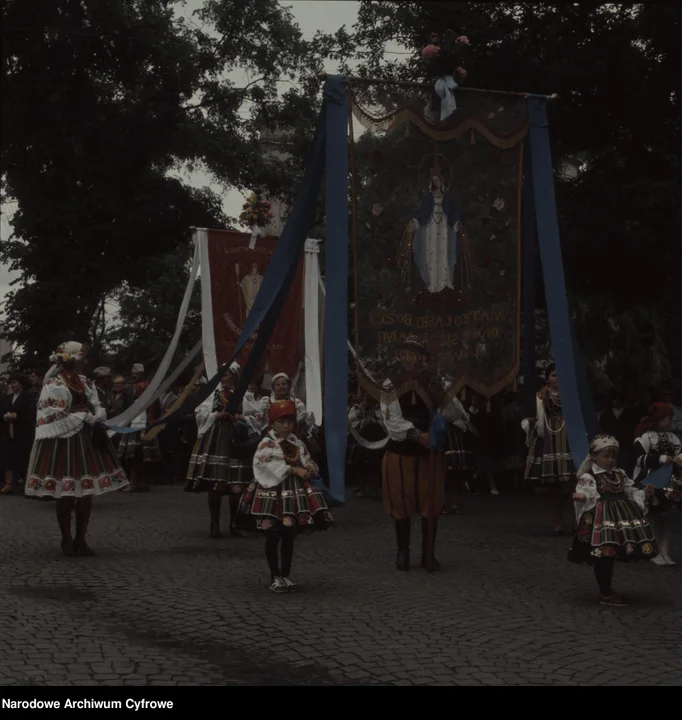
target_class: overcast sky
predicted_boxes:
[0,0,365,314]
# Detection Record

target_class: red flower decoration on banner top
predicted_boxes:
[421,30,471,80]
[421,44,441,61]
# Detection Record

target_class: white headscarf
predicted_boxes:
[271,372,290,385]
[43,341,86,385]
[132,363,144,374]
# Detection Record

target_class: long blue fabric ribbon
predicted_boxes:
[528,98,588,465]
[323,76,349,505]
[521,140,538,419]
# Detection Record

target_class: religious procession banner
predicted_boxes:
[350,82,527,400]
[203,229,303,378]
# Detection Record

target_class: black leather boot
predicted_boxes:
[395,518,410,571]
[420,517,440,570]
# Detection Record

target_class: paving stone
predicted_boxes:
[0,489,680,686]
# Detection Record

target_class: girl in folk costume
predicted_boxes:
[632,402,682,566]
[568,435,657,606]
[381,337,446,571]
[235,400,333,593]
[524,364,574,535]
[185,363,256,539]
[25,342,128,555]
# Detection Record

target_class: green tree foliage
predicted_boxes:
[350,2,682,392]
[1,0,346,368]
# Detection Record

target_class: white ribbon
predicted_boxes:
[106,238,201,428]
[249,225,266,250]
[304,238,323,425]
[434,75,458,121]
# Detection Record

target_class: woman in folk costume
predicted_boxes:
[440,380,476,513]
[25,342,128,555]
[381,336,446,571]
[235,399,333,593]
[568,435,657,606]
[242,378,267,438]
[260,372,315,440]
[185,362,256,539]
[524,363,574,535]
[347,392,387,499]
[116,381,151,492]
[632,402,682,566]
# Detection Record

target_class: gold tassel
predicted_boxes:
[470,129,476,145]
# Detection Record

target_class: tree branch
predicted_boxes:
[182,77,265,110]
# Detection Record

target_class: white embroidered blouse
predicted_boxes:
[573,463,647,523]
[252,430,318,489]
[35,374,106,440]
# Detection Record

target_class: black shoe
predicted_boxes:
[230,527,244,538]
[395,549,410,571]
[61,537,77,557]
[73,540,96,557]
[209,522,221,539]
[420,554,441,571]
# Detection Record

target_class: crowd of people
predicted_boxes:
[1,336,680,602]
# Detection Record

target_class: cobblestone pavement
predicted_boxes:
[1,486,681,686]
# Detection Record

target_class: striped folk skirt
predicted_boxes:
[445,425,473,471]
[382,451,446,520]
[116,431,142,461]
[234,475,334,534]
[524,417,575,486]
[25,425,129,499]
[184,421,253,494]
[568,495,658,563]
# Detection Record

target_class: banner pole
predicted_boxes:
[348,84,362,398]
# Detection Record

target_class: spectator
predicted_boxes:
[0,373,37,494]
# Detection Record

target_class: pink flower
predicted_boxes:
[455,66,468,79]
[456,35,470,46]
[421,44,441,61]
[371,203,383,217]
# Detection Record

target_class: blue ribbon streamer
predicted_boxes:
[323,75,349,505]
[528,97,588,465]
[429,412,447,453]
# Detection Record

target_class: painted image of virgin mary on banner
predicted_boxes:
[398,169,478,297]
[407,171,462,294]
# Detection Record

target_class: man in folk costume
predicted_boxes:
[381,336,446,571]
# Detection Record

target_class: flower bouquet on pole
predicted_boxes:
[421,30,471,121]
[239,193,274,248]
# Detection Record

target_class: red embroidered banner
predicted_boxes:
[206,229,303,377]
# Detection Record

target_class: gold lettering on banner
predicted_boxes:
[222,246,273,256]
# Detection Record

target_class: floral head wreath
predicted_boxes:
[590,434,619,453]
[49,342,86,366]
